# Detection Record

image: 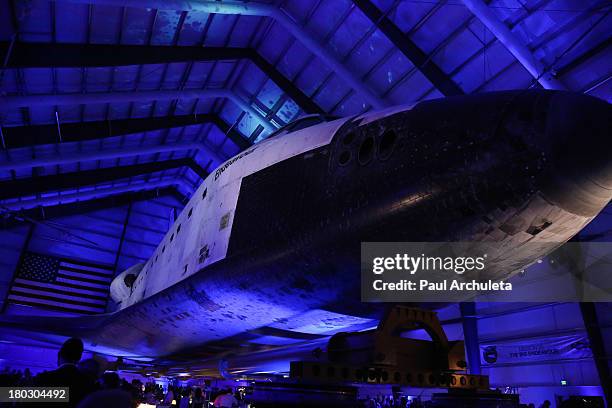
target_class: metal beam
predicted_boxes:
[556,37,612,78]
[580,302,611,405]
[0,89,276,132]
[461,0,566,90]
[112,202,133,279]
[352,0,464,96]
[0,141,220,172]
[249,52,324,115]
[0,158,206,200]
[0,42,324,115]
[0,113,250,150]
[53,0,387,109]
[0,42,248,67]
[3,179,184,210]
[0,187,182,229]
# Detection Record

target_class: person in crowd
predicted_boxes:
[77,371,133,408]
[77,358,103,386]
[213,388,239,408]
[161,385,176,406]
[154,383,165,402]
[34,337,95,408]
[178,387,191,408]
[174,386,183,407]
[22,368,32,385]
[128,379,143,404]
[142,382,159,404]
[192,387,205,408]
[539,401,552,408]
[367,397,381,408]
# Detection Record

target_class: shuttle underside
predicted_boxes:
[1,90,610,367]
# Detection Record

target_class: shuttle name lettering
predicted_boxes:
[214,147,257,181]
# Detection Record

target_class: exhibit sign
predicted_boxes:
[479,334,592,366]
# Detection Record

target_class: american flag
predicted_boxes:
[7,252,113,314]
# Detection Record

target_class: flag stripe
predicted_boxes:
[59,263,114,277]
[58,257,113,271]
[10,286,106,305]
[58,269,112,282]
[57,272,110,285]
[34,279,108,294]
[13,279,107,300]
[7,294,104,313]
[56,276,109,290]
[6,298,98,315]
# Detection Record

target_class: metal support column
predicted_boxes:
[460,302,481,375]
[1,222,35,313]
[580,302,611,405]
[112,202,132,277]
[461,0,566,90]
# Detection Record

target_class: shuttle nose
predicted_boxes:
[541,92,612,216]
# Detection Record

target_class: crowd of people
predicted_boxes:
[360,394,413,407]
[0,337,242,408]
[0,339,601,408]
[357,394,587,408]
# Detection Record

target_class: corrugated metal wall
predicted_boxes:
[0,225,30,310]
[0,194,183,311]
[435,302,608,407]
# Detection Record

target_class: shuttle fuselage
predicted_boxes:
[5,91,612,361]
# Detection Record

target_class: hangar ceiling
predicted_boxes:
[0,0,610,213]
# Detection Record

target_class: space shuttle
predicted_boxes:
[1,90,610,369]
